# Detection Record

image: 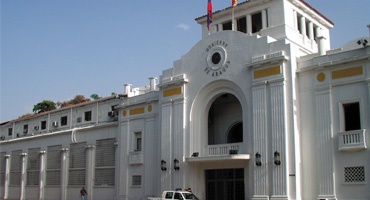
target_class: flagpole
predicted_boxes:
[232,7,235,31]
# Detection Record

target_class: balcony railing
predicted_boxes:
[129,151,144,165]
[338,129,367,151]
[203,143,244,156]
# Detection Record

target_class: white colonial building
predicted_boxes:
[1,0,369,200]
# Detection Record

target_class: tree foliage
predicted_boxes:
[57,95,91,108]
[90,94,101,100]
[33,100,57,113]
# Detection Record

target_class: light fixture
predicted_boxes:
[274,151,281,165]
[191,152,199,157]
[255,152,262,166]
[357,39,369,47]
[174,159,180,170]
[229,149,238,155]
[161,160,167,171]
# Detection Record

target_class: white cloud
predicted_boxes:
[177,23,190,31]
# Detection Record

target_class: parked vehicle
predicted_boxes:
[148,189,199,200]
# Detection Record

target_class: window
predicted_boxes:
[8,128,12,136]
[61,116,68,126]
[69,142,86,185]
[41,121,47,130]
[252,12,262,33]
[95,138,116,186]
[10,150,22,186]
[344,166,365,183]
[23,124,28,134]
[27,148,40,185]
[134,132,142,151]
[84,111,92,122]
[132,175,141,186]
[343,102,361,131]
[223,21,232,30]
[174,193,183,200]
[237,17,246,33]
[165,192,174,199]
[46,145,62,185]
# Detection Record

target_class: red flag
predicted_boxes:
[232,0,237,7]
[207,0,213,30]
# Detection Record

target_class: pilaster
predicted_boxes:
[39,151,46,200]
[270,81,288,200]
[161,101,173,192]
[252,84,269,200]
[61,148,69,200]
[86,145,96,200]
[3,154,10,199]
[314,89,336,200]
[20,153,27,200]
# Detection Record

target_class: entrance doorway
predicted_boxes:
[206,169,245,200]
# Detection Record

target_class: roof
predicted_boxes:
[195,0,334,26]
[1,95,118,124]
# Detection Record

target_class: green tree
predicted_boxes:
[33,100,57,113]
[90,94,101,100]
[57,95,91,108]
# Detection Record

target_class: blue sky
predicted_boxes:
[1,0,369,122]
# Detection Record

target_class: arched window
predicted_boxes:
[208,93,243,145]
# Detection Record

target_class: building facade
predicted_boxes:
[1,0,369,200]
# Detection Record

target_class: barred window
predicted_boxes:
[10,150,22,186]
[0,152,6,186]
[95,138,116,186]
[46,145,62,185]
[27,148,40,185]
[69,142,86,185]
[132,175,141,186]
[344,166,365,183]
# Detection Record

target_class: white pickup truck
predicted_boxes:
[148,190,199,200]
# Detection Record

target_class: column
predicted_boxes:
[20,153,27,200]
[262,10,267,29]
[270,82,288,200]
[3,155,10,199]
[39,151,47,200]
[247,14,252,34]
[315,90,336,200]
[86,145,96,200]
[252,84,269,200]
[61,148,69,200]
[293,11,298,30]
[218,24,223,32]
[300,16,306,36]
[308,22,314,40]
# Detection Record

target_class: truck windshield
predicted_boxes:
[183,193,199,200]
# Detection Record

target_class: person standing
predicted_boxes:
[80,186,88,200]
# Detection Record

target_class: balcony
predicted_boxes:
[187,143,249,163]
[129,151,144,165]
[204,143,245,156]
[338,129,367,152]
